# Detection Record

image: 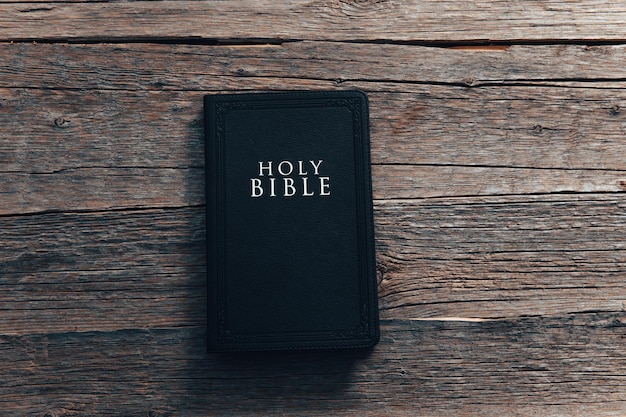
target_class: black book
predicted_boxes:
[204,90,379,351]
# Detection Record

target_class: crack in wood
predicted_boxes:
[18,7,54,14]
[0,204,205,219]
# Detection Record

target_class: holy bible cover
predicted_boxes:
[205,90,379,351]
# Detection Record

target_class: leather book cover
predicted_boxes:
[205,90,379,351]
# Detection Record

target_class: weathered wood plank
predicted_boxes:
[3,83,626,214]
[5,42,626,90]
[373,87,626,169]
[3,42,626,176]
[0,208,206,334]
[376,195,626,319]
[1,196,624,336]
[376,166,626,199]
[1,316,625,416]
[2,1,626,43]
[0,88,204,171]
[0,168,204,215]
[0,88,205,214]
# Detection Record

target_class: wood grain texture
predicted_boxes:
[2,1,626,415]
[2,198,623,337]
[2,1,626,42]
[0,208,206,335]
[4,84,626,214]
[377,195,626,319]
[1,316,625,416]
[6,42,626,90]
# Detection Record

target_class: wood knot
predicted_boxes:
[53,117,70,128]
[334,0,392,17]
[610,104,621,116]
[460,77,480,87]
[235,68,251,76]
[339,0,391,7]
[532,124,543,134]
[376,260,401,287]
[618,180,626,191]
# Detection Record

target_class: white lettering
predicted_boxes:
[320,177,331,196]
[251,178,263,197]
[251,160,331,198]
[302,177,314,196]
[258,161,273,177]
[310,160,323,175]
[283,178,296,196]
[278,161,294,176]
[298,160,308,176]
[269,177,276,197]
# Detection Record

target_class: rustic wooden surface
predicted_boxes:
[1,1,626,416]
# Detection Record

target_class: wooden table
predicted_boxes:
[2,2,625,415]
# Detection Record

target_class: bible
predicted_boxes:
[205,90,379,351]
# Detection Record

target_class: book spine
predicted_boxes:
[204,96,219,351]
